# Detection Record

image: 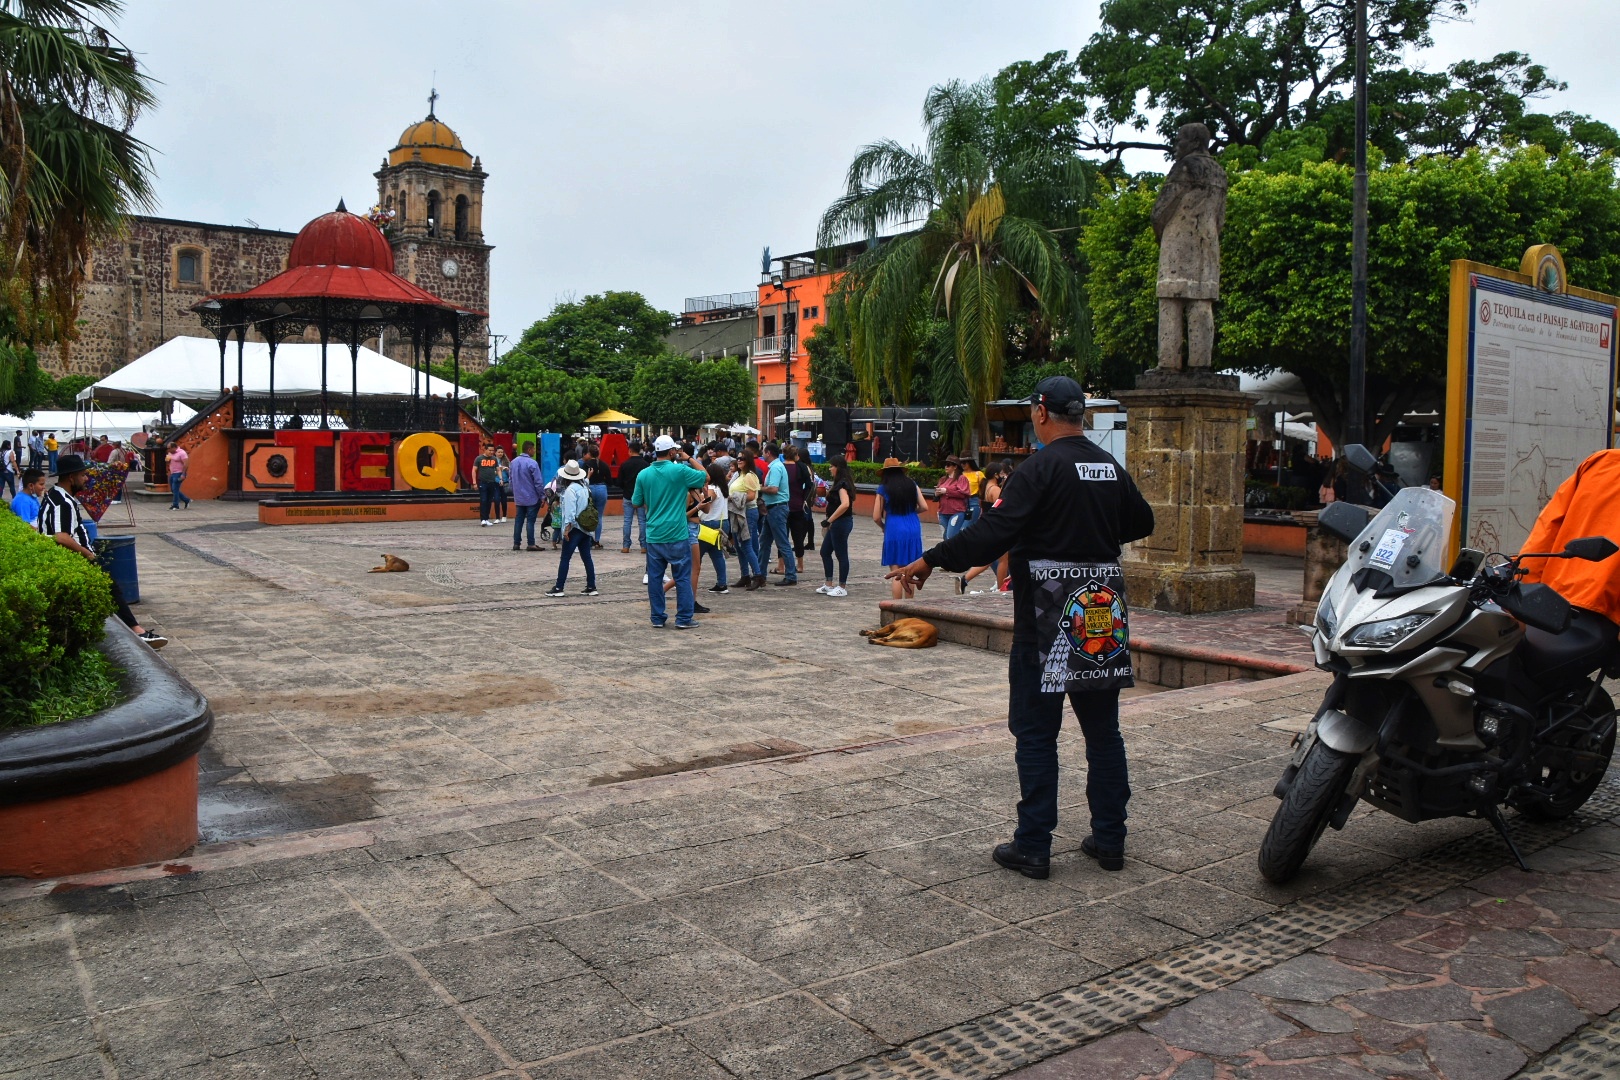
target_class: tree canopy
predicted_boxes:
[1084,145,1620,447]
[501,291,674,403]
[1004,1,1618,165]
[477,360,614,434]
[629,353,753,431]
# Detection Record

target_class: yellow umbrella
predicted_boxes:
[585,409,639,424]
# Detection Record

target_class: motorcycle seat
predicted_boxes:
[1517,608,1619,687]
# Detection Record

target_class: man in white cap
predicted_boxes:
[631,435,709,628]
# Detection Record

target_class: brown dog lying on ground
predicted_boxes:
[368,554,410,573]
[861,618,938,648]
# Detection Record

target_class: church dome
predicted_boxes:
[288,202,395,270]
[389,115,473,168]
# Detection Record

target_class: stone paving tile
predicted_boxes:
[1012,830,1620,1080]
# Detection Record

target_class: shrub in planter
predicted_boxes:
[0,512,116,725]
[815,462,946,488]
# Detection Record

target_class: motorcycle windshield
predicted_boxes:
[1343,487,1457,589]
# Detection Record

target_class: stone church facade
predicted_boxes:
[58,108,492,377]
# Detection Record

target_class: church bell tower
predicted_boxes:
[375,91,492,370]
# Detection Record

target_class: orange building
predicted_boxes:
[753,245,869,439]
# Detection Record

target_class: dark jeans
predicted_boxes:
[699,532,728,587]
[479,480,502,521]
[646,541,694,626]
[555,527,596,590]
[0,470,13,498]
[1006,642,1129,858]
[788,508,812,558]
[759,502,795,581]
[820,515,853,584]
[104,567,138,629]
[512,503,540,547]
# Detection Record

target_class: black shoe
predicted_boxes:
[691,602,711,614]
[512,544,521,551]
[583,587,600,596]
[707,583,727,593]
[526,545,542,551]
[1080,835,1125,872]
[992,842,1050,880]
[773,578,797,587]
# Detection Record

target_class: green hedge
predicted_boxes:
[0,511,115,721]
[814,462,947,488]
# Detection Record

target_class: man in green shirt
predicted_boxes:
[631,434,709,628]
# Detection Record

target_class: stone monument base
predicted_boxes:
[1116,368,1258,615]
[1124,563,1256,617]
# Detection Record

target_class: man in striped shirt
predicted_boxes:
[39,454,166,649]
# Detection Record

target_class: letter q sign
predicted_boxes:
[397,432,459,493]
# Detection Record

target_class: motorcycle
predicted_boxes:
[1260,445,1619,883]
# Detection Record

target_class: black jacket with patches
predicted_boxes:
[924,435,1154,643]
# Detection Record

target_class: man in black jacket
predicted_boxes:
[618,441,649,553]
[890,377,1154,879]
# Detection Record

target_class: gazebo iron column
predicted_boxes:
[318,297,330,430]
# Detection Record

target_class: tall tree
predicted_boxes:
[1083,146,1620,447]
[0,0,156,389]
[502,291,674,403]
[477,357,614,434]
[1030,1,1607,164]
[629,352,753,431]
[818,79,1088,428]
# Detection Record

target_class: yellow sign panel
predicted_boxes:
[1444,247,1620,558]
[396,432,459,493]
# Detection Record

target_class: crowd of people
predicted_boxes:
[483,430,1024,625]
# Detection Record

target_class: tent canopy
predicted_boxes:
[584,409,638,424]
[0,408,183,443]
[80,336,476,406]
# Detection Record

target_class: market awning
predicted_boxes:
[585,409,639,424]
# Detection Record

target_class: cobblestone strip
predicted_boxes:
[814,781,1620,1080]
[1517,1010,1620,1079]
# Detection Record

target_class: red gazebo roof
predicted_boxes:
[202,201,484,315]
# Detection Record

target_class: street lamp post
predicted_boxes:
[770,272,799,444]
[1347,0,1369,448]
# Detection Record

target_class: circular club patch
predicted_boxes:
[1058,584,1128,665]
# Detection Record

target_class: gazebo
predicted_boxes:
[193,200,484,433]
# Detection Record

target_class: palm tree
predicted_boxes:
[0,0,155,397]
[817,80,1088,428]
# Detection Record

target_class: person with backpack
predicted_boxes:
[582,445,611,548]
[545,461,598,597]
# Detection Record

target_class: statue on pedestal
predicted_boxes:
[1152,123,1227,370]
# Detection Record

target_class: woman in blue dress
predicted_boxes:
[874,457,927,599]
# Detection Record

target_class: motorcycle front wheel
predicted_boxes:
[1259,740,1357,884]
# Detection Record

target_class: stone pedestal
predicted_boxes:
[1117,369,1256,613]
[1287,510,1349,626]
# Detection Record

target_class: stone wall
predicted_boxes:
[65,218,296,377]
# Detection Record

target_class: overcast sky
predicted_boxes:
[117,1,1620,349]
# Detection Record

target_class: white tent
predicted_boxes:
[78,336,476,406]
[1239,370,1311,410]
[0,409,162,444]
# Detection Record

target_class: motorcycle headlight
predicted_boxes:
[1345,613,1433,649]
[1315,595,1337,640]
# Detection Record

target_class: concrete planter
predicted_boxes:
[0,619,213,878]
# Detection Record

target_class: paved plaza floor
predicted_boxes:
[2,501,1617,1079]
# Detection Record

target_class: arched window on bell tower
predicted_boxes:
[398,190,407,224]
[454,195,470,241]
[426,190,441,237]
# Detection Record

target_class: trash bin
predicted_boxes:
[96,536,139,604]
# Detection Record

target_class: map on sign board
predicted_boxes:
[1450,269,1618,556]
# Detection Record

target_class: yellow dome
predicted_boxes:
[389,116,473,169]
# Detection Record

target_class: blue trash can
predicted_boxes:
[96,535,139,604]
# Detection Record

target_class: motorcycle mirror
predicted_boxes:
[1342,444,1378,477]
[1318,501,1372,544]
[1562,536,1618,562]
[1448,547,1485,580]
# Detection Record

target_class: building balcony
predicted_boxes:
[752,335,783,358]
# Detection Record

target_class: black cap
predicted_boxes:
[1029,375,1086,416]
[53,453,90,477]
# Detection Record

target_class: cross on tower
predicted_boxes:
[427,86,438,118]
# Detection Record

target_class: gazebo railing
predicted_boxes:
[234,393,464,433]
